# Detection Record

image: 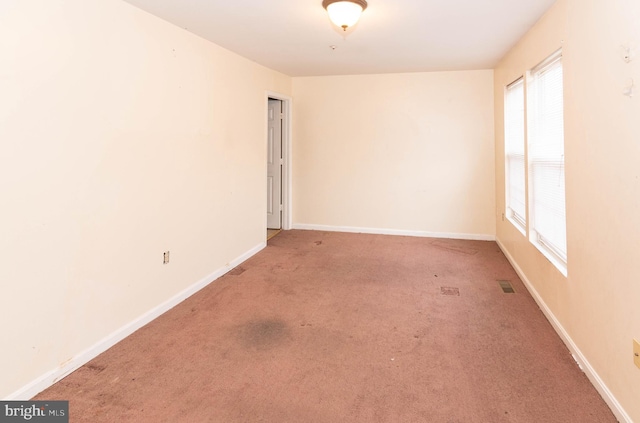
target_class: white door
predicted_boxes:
[267,99,283,229]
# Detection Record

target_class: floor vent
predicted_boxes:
[228,266,246,276]
[440,287,460,296]
[498,280,515,293]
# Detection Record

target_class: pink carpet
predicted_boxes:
[35,230,617,422]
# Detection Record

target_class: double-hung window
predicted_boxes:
[527,50,567,273]
[504,78,526,232]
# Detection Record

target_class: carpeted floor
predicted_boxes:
[34,230,617,422]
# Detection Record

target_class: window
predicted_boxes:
[527,49,567,273]
[504,78,526,232]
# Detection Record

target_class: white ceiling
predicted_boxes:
[122,0,557,77]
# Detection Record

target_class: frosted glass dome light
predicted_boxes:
[322,0,368,31]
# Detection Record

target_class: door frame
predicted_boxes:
[266,91,292,230]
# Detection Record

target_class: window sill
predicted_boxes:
[506,216,526,237]
[531,239,568,278]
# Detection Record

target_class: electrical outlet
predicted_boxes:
[163,251,170,265]
[634,339,640,369]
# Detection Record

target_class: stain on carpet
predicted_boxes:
[236,318,290,350]
[430,241,478,255]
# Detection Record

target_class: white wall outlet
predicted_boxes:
[163,251,170,264]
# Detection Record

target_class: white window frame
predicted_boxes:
[526,49,567,276]
[504,77,526,234]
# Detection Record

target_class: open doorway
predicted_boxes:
[267,98,282,231]
[266,93,291,240]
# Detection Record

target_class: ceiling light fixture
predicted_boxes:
[322,0,368,32]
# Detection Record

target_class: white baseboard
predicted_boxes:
[292,223,495,241]
[7,241,266,401]
[496,238,631,423]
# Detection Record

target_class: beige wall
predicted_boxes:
[292,71,496,239]
[494,0,640,420]
[0,0,291,398]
